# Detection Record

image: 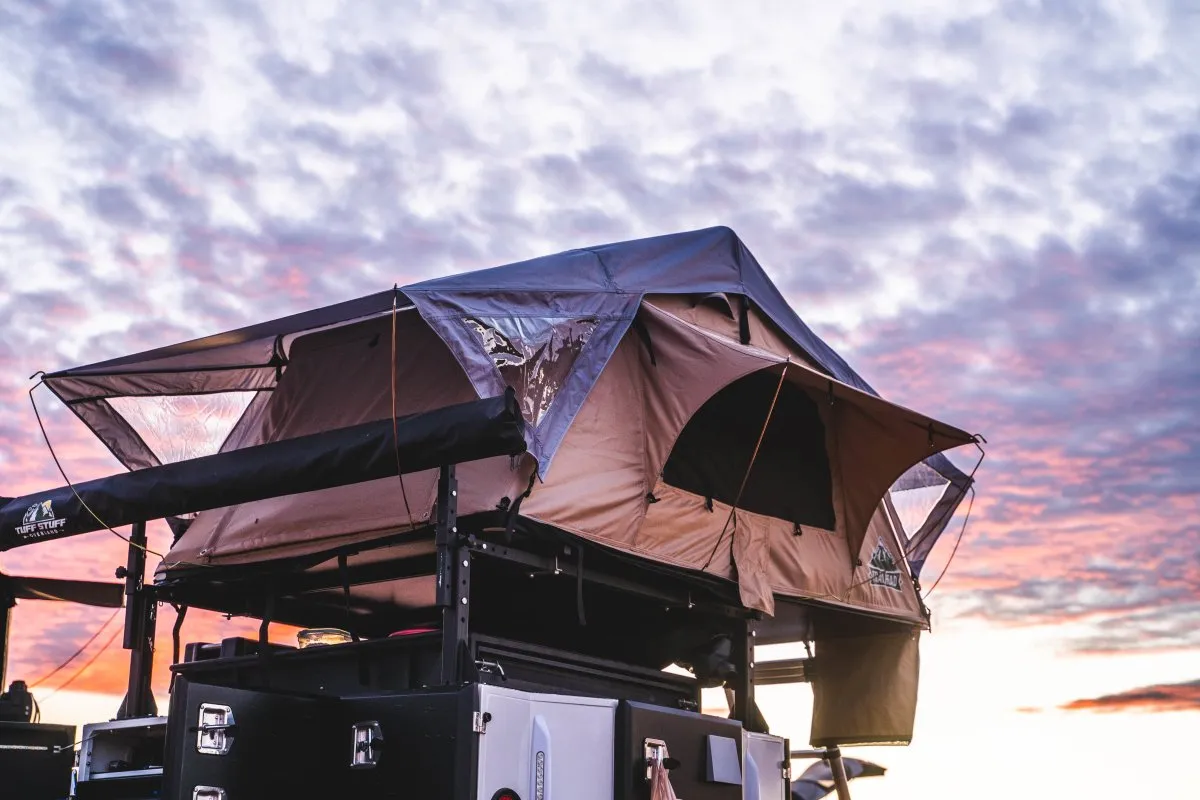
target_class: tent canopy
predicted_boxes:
[38,226,978,624]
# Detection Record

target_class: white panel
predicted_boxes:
[744,731,788,800]
[477,685,617,800]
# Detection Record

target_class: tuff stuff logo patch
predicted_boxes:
[15,499,68,540]
[867,538,902,591]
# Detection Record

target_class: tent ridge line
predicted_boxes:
[405,287,643,296]
[59,387,274,406]
[578,246,620,292]
[41,290,400,376]
[415,312,635,322]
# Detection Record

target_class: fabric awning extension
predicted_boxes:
[0,390,526,552]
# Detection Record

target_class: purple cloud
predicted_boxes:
[0,0,1198,695]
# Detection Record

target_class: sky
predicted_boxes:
[0,0,1198,796]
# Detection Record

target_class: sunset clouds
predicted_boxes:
[0,0,1197,701]
[1062,679,1200,713]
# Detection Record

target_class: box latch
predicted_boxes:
[195,704,235,756]
[350,720,383,768]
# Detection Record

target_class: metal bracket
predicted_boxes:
[475,659,507,680]
[195,704,235,755]
[529,556,563,578]
[472,710,491,733]
[350,720,383,768]
[193,787,227,800]
[644,737,672,780]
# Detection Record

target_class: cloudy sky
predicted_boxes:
[1,0,1198,796]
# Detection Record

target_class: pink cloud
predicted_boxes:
[1061,680,1200,713]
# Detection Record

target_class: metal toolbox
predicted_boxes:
[617,700,747,800]
[161,677,342,800]
[0,721,75,800]
[474,684,617,800]
[161,676,624,800]
[171,632,699,713]
[75,716,167,799]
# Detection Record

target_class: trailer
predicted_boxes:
[0,226,981,799]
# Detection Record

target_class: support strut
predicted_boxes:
[117,521,157,718]
[436,464,469,684]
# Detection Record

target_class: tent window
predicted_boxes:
[108,392,259,465]
[661,370,836,529]
[464,315,598,427]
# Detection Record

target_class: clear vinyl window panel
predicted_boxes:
[108,392,259,465]
[464,315,597,427]
[888,483,950,540]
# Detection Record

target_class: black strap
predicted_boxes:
[504,469,537,544]
[633,317,657,365]
[258,588,275,688]
[738,295,751,345]
[337,554,370,684]
[576,546,587,626]
[338,553,361,643]
[169,604,188,694]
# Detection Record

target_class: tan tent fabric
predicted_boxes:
[844,506,925,620]
[162,298,970,629]
[640,298,967,559]
[809,629,921,746]
[164,310,534,568]
[521,302,776,550]
[524,302,968,621]
[643,293,823,371]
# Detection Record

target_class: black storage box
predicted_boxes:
[617,701,745,800]
[0,721,76,800]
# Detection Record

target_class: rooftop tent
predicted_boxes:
[39,226,976,624]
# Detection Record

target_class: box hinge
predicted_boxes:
[472,710,491,733]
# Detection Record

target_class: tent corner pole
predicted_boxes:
[733,616,765,732]
[436,464,468,685]
[789,746,853,800]
[0,597,11,689]
[117,521,157,719]
[827,745,853,800]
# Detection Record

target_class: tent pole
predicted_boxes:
[436,464,467,684]
[790,747,854,800]
[732,617,765,732]
[0,596,11,689]
[827,746,853,800]
[117,521,157,719]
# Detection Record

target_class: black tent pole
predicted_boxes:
[733,617,767,732]
[0,595,12,689]
[436,464,468,685]
[117,521,157,719]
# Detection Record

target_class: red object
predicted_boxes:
[387,627,438,637]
